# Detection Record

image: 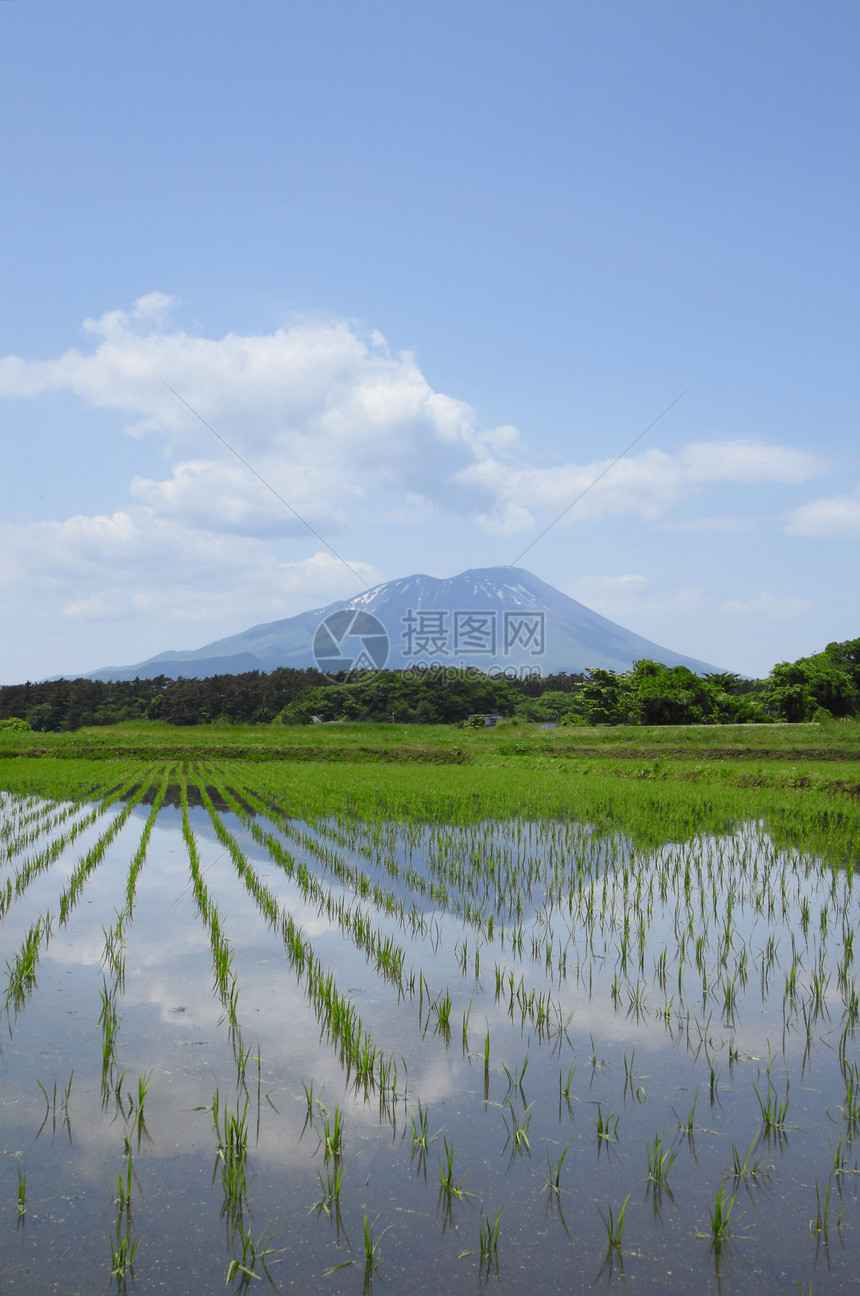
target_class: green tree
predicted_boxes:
[579,668,632,725]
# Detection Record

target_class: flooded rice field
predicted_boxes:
[1,768,860,1293]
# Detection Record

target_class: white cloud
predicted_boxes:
[0,296,842,669]
[720,593,812,619]
[461,448,687,534]
[0,506,379,633]
[0,297,833,544]
[785,487,860,537]
[680,440,828,484]
[0,298,521,533]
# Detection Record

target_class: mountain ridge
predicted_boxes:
[80,566,723,681]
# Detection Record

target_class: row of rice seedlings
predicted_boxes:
[123,770,169,915]
[0,792,124,920]
[232,780,461,925]
[226,777,593,1038]
[234,771,860,1086]
[200,774,412,992]
[187,776,401,1100]
[217,767,434,948]
[331,802,860,1231]
[3,911,52,1013]
[98,976,124,1102]
[179,781,242,1031]
[326,783,860,1083]
[95,816,163,1111]
[0,793,81,864]
[36,1070,74,1142]
[109,1143,140,1284]
[0,788,41,843]
[490,963,573,1041]
[57,777,152,924]
[211,1088,252,1233]
[101,911,128,991]
[298,812,519,940]
[6,767,854,1275]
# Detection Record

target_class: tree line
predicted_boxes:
[1,638,857,731]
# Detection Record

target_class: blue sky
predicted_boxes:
[1,0,857,683]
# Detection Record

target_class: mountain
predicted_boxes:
[81,567,722,681]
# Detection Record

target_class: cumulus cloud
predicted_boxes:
[0,295,833,544]
[679,440,828,484]
[459,441,830,536]
[1,296,529,551]
[785,486,860,537]
[0,295,841,671]
[0,505,379,630]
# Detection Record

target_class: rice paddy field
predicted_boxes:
[1,723,860,1293]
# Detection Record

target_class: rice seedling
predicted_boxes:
[438,1139,472,1201]
[323,1105,344,1160]
[697,1184,744,1248]
[432,989,452,1038]
[594,1103,619,1144]
[809,1177,843,1245]
[16,1166,26,1217]
[753,1073,791,1139]
[109,1222,139,1280]
[211,1092,251,1224]
[832,1135,860,1177]
[301,1079,322,1127]
[501,1051,529,1099]
[729,1135,771,1188]
[559,1060,576,1100]
[673,1088,699,1141]
[587,1033,606,1072]
[502,1098,534,1155]
[362,1212,392,1280]
[478,1205,503,1271]
[410,1098,437,1150]
[226,1223,283,1287]
[645,1129,677,1186]
[115,1155,135,1214]
[598,1193,630,1255]
[836,1059,860,1133]
[4,916,46,1012]
[543,1140,571,1196]
[313,1154,356,1217]
[36,1070,74,1141]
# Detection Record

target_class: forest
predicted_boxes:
[0,638,857,731]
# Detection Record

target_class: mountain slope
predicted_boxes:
[83,566,722,680]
